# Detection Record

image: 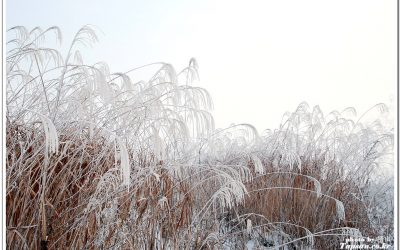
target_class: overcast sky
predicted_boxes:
[6,0,396,132]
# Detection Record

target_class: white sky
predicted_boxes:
[6,0,397,131]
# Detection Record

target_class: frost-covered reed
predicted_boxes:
[6,26,394,249]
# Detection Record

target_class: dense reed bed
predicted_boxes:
[6,26,394,249]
